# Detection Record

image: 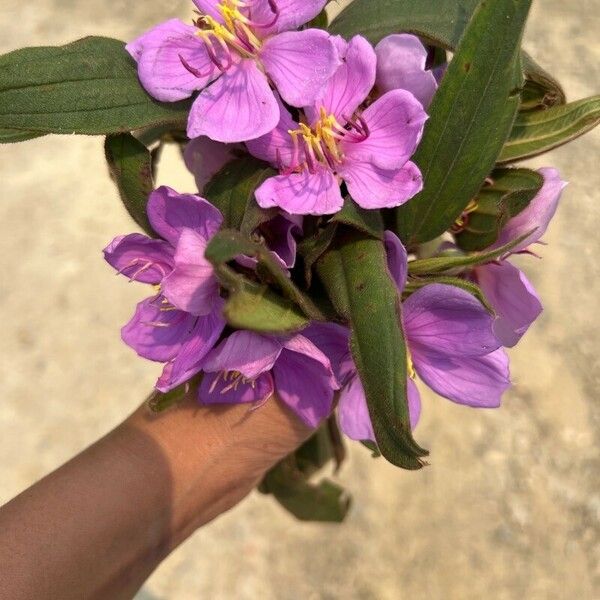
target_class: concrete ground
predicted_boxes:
[0,1,598,598]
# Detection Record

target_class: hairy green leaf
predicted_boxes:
[105,133,155,236]
[0,37,190,136]
[499,95,600,163]
[394,0,532,245]
[317,231,428,470]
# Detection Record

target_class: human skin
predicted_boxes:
[0,394,309,600]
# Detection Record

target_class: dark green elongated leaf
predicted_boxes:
[405,277,495,313]
[332,198,384,239]
[203,156,275,229]
[0,128,44,143]
[206,229,325,321]
[0,37,190,136]
[317,230,428,470]
[329,0,564,110]
[105,133,155,236]
[455,168,543,251]
[394,0,532,245]
[498,95,600,163]
[408,230,533,275]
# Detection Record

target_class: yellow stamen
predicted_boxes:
[407,353,416,380]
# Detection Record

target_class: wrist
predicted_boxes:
[123,393,310,547]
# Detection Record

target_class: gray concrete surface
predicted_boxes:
[0,1,598,598]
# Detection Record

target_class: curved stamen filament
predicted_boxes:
[286,109,349,174]
[209,370,257,394]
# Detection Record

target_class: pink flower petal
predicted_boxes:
[245,96,300,167]
[250,0,327,36]
[147,186,223,247]
[340,159,423,210]
[413,348,510,408]
[156,307,226,392]
[341,89,428,170]
[384,231,409,294]
[255,167,344,215]
[474,261,543,348]
[375,34,438,108]
[184,137,242,194]
[103,234,174,284]
[305,35,376,125]
[187,59,280,143]
[403,283,500,358]
[127,19,221,102]
[192,0,225,22]
[161,229,220,316]
[202,330,283,379]
[492,167,567,254]
[260,29,340,107]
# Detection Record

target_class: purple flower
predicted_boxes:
[198,330,340,427]
[183,136,303,269]
[127,1,340,143]
[247,35,428,215]
[470,167,567,347]
[375,34,439,108]
[104,186,226,391]
[305,232,510,443]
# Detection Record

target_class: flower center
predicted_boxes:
[184,0,280,76]
[283,107,371,174]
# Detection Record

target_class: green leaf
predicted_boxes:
[203,156,275,229]
[454,168,543,251]
[147,377,200,413]
[332,198,384,239]
[519,53,566,111]
[317,230,428,470]
[105,133,155,236]
[298,223,338,286]
[306,7,329,29]
[329,0,563,110]
[405,277,495,314]
[263,470,350,523]
[0,37,190,136]
[408,230,533,275]
[206,229,325,322]
[218,268,309,333]
[499,95,600,163]
[0,128,44,143]
[393,0,532,245]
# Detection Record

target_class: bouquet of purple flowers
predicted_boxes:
[2,0,598,521]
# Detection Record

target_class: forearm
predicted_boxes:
[0,396,308,600]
